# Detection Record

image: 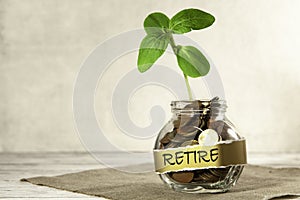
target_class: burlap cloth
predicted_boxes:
[21,164,300,200]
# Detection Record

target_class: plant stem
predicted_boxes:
[168,33,193,100]
[168,33,177,53]
[184,73,193,100]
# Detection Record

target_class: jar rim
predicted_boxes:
[171,99,213,103]
[170,98,227,113]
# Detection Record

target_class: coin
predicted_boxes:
[160,130,176,144]
[170,133,195,143]
[219,135,222,141]
[208,120,225,134]
[193,170,219,182]
[198,172,219,182]
[180,140,198,147]
[165,142,179,148]
[208,120,236,140]
[177,116,201,136]
[173,119,180,129]
[178,115,200,127]
[177,128,199,138]
[198,129,220,146]
[192,170,206,181]
[171,171,194,183]
[160,134,171,144]
[209,167,230,178]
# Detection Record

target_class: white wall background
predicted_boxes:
[0,0,299,152]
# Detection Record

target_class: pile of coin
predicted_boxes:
[159,97,231,184]
[159,101,210,149]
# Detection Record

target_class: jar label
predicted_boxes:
[153,139,247,174]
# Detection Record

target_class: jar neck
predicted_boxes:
[171,99,227,120]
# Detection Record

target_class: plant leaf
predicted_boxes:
[176,45,210,77]
[137,34,169,72]
[170,8,215,34]
[144,12,170,34]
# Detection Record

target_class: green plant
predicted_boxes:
[137,8,215,100]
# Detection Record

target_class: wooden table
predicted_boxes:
[0,152,299,199]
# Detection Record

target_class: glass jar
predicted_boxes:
[153,98,246,193]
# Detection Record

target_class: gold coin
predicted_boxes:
[171,171,194,183]
[191,140,199,145]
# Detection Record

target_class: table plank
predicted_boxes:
[0,153,103,199]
